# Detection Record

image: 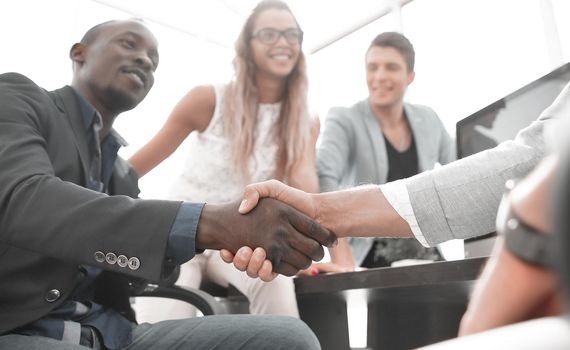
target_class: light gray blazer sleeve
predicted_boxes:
[436,115,456,166]
[317,107,355,193]
[406,103,456,171]
[405,82,570,245]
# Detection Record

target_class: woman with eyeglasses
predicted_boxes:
[129,0,344,322]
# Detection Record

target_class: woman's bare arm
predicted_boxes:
[128,85,216,177]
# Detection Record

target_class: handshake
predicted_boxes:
[196,180,337,281]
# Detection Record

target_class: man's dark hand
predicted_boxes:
[196,198,337,276]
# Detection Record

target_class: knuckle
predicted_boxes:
[253,249,266,261]
[250,254,261,266]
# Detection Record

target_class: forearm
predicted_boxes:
[313,185,412,238]
[289,118,320,194]
[129,135,178,177]
[4,174,179,280]
[130,85,215,177]
[288,164,319,193]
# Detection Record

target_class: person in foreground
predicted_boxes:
[457,155,564,336]
[221,78,570,282]
[0,19,334,349]
[417,119,570,349]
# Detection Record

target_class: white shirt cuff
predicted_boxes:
[379,180,430,247]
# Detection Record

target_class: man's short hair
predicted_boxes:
[79,19,145,45]
[368,32,415,72]
[80,20,116,45]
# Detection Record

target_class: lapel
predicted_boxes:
[50,86,140,197]
[50,86,91,181]
[404,103,429,171]
[361,99,389,183]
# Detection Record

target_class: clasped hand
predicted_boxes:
[198,194,336,278]
[218,180,331,281]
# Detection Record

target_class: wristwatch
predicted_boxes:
[496,179,555,268]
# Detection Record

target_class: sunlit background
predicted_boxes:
[2,0,570,347]
[3,0,569,199]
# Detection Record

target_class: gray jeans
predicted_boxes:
[0,315,320,350]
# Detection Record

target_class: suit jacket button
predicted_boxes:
[128,257,140,270]
[117,255,128,267]
[94,251,105,263]
[106,252,118,265]
[45,289,61,303]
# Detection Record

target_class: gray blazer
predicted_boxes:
[406,82,570,246]
[317,99,455,264]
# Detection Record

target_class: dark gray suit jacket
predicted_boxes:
[0,73,181,334]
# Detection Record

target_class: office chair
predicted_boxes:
[199,279,250,314]
[130,266,228,316]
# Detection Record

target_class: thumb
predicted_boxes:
[239,180,285,214]
[238,186,260,214]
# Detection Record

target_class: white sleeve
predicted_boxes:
[379,180,430,247]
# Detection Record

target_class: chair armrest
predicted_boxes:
[136,284,228,316]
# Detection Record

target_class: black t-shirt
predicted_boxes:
[360,132,441,268]
[385,133,418,182]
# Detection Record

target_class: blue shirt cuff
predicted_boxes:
[167,202,205,264]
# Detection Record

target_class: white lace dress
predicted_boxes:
[134,84,299,322]
[166,84,280,203]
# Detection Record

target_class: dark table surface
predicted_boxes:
[294,257,487,350]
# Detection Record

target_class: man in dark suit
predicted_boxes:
[0,19,333,349]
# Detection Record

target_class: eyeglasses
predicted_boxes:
[250,28,303,45]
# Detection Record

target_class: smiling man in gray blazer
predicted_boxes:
[317,32,455,268]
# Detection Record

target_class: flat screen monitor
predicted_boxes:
[456,62,570,257]
[456,62,570,159]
